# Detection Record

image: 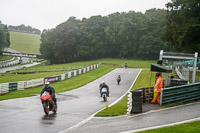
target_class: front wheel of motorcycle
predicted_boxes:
[103,95,107,102]
[43,102,49,115]
[53,104,57,113]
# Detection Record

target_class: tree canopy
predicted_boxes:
[161,0,200,53]
[0,25,10,52]
[8,24,41,35]
[40,9,169,64]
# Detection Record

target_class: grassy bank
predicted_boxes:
[0,56,12,61]
[0,64,114,101]
[95,69,156,117]
[0,60,99,83]
[0,58,155,83]
[138,120,200,133]
[9,31,41,54]
[0,59,155,101]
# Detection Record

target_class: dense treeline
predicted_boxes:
[40,0,200,64]
[8,24,41,35]
[40,9,169,64]
[0,23,10,52]
[162,0,200,53]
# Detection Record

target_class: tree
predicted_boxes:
[138,9,169,59]
[40,17,81,63]
[77,15,108,60]
[40,9,170,63]
[0,25,10,52]
[40,29,57,63]
[105,12,125,58]
[162,0,200,53]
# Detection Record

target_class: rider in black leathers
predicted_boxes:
[99,81,109,97]
[117,75,121,84]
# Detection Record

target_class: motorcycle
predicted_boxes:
[101,88,108,101]
[40,91,57,115]
[117,78,121,85]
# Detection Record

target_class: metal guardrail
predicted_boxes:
[175,66,185,80]
[0,64,100,95]
[160,82,200,105]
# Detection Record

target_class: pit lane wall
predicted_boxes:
[0,64,99,95]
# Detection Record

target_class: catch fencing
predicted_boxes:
[0,64,99,95]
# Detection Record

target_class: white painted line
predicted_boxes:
[120,117,200,133]
[59,69,142,133]
[109,69,141,107]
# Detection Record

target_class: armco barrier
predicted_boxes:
[65,73,68,79]
[160,82,200,105]
[25,78,44,89]
[17,81,25,90]
[68,71,72,78]
[71,71,74,77]
[9,82,18,92]
[0,83,9,95]
[61,74,65,81]
[0,64,99,95]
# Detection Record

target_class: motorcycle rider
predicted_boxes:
[117,75,121,84]
[40,81,57,107]
[99,81,109,97]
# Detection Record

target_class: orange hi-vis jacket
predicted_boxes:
[154,76,163,91]
[152,75,163,104]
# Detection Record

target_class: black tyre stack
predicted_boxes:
[131,90,143,113]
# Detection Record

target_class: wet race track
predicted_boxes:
[0,68,141,133]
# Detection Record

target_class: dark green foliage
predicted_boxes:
[40,9,169,63]
[0,25,10,52]
[8,24,41,35]
[40,17,81,63]
[162,0,200,53]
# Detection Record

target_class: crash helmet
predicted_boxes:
[102,81,105,85]
[45,81,50,88]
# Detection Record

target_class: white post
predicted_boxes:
[192,52,198,83]
[159,50,163,60]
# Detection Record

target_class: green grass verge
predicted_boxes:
[137,120,200,133]
[0,58,155,83]
[0,59,155,101]
[0,56,13,61]
[9,31,41,55]
[0,65,114,101]
[95,70,156,117]
[0,60,99,83]
[0,71,69,83]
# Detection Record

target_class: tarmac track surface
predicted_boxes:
[65,101,200,133]
[0,68,141,133]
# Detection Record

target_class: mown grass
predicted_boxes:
[97,58,154,68]
[0,71,69,83]
[0,56,12,61]
[9,31,41,54]
[95,70,156,117]
[138,120,200,133]
[0,64,114,101]
[0,60,99,83]
[0,58,154,83]
[0,59,155,101]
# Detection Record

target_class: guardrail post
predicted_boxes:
[160,88,163,106]
[192,52,198,83]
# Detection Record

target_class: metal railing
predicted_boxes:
[160,82,200,105]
